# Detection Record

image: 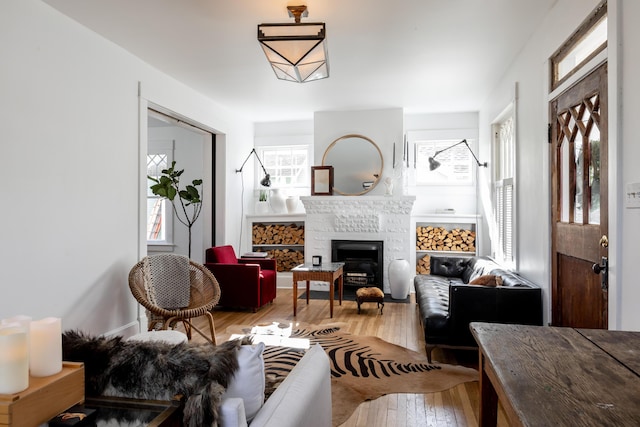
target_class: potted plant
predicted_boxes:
[256,189,269,214]
[148,161,202,258]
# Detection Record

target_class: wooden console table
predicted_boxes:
[470,322,640,427]
[291,262,344,318]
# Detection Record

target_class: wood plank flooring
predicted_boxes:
[190,288,509,427]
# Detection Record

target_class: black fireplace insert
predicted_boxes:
[331,240,383,290]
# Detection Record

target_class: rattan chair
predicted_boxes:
[128,256,221,344]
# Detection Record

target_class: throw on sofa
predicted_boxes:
[414,256,543,362]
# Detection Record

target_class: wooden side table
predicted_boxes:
[291,263,344,318]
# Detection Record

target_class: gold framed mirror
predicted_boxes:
[321,134,384,196]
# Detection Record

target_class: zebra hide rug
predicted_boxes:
[260,323,478,426]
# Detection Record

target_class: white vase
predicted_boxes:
[270,189,287,214]
[286,196,299,213]
[389,259,411,299]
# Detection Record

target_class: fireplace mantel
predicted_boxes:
[300,195,415,293]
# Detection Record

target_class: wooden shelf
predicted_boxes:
[0,362,84,427]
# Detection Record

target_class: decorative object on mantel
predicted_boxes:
[383,176,394,196]
[311,165,334,195]
[388,259,411,299]
[256,189,270,214]
[269,188,287,213]
[286,195,299,213]
[322,134,383,196]
[257,5,329,83]
[428,139,488,171]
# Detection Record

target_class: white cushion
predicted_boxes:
[249,344,331,427]
[219,397,249,427]
[223,342,266,422]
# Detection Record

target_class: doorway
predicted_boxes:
[550,63,608,328]
[146,109,215,263]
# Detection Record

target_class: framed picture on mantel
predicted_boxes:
[311,166,333,196]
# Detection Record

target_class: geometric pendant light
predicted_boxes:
[257,5,329,83]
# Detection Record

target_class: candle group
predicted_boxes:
[0,315,62,395]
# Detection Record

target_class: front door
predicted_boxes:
[550,63,608,328]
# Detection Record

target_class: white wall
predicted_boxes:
[0,0,252,336]
[477,0,629,327]
[619,0,640,330]
[314,108,404,197]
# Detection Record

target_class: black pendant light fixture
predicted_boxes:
[257,5,329,83]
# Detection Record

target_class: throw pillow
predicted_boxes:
[469,274,503,287]
[223,342,266,422]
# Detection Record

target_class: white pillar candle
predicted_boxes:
[1,315,31,361]
[0,324,29,394]
[29,317,62,377]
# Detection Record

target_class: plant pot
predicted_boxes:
[255,201,270,214]
[388,259,411,300]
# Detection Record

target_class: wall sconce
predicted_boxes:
[429,139,488,171]
[257,5,329,83]
[236,148,271,187]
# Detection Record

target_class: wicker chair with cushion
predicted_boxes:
[204,245,277,312]
[128,254,221,344]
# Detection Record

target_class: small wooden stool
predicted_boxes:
[356,287,385,314]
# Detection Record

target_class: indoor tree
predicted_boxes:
[148,161,202,258]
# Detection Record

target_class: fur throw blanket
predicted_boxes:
[62,331,251,427]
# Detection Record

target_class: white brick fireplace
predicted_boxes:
[300,195,416,293]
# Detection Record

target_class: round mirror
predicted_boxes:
[322,134,384,196]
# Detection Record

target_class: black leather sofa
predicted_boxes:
[414,255,543,362]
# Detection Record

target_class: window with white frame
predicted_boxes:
[493,112,515,267]
[147,140,174,244]
[415,139,477,185]
[257,145,310,189]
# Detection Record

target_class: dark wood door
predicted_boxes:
[550,63,608,328]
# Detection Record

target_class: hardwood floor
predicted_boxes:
[191,288,509,427]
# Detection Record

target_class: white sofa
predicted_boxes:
[219,343,332,427]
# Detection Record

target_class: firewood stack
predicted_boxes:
[252,223,305,246]
[416,226,476,253]
[416,254,431,275]
[252,223,305,271]
[266,249,304,272]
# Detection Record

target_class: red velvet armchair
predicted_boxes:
[204,245,277,312]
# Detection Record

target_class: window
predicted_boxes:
[147,140,174,244]
[550,1,607,90]
[493,111,515,267]
[415,139,478,185]
[257,145,310,188]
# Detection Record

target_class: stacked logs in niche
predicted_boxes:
[252,223,305,271]
[252,223,305,245]
[416,254,431,275]
[416,226,476,253]
[265,249,304,272]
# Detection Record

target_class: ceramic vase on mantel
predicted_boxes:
[270,188,287,214]
[389,259,411,300]
[286,196,299,213]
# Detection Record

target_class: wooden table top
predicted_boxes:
[470,322,640,427]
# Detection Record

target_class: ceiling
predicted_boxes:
[43,0,556,123]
